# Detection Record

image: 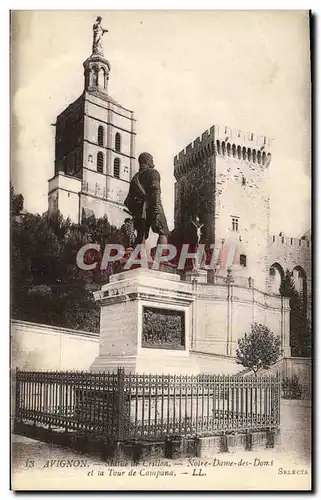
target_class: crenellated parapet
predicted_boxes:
[214,124,272,151]
[174,124,272,181]
[174,126,215,180]
[269,233,311,249]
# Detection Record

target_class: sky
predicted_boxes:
[11,10,311,237]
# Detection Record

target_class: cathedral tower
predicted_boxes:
[48,17,137,225]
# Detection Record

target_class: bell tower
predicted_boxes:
[48,16,137,226]
[83,16,111,95]
[83,54,111,94]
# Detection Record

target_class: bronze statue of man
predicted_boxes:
[124,152,169,245]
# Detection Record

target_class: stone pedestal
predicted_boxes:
[90,267,291,375]
[90,268,198,374]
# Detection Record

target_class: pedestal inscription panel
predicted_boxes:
[142,306,185,350]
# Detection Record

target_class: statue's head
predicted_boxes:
[96,16,102,22]
[138,152,155,169]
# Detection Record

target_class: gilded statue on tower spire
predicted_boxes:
[92,16,108,56]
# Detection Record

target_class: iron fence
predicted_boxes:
[15,369,280,441]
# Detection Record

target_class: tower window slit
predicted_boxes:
[114,157,120,178]
[115,132,121,152]
[98,126,104,146]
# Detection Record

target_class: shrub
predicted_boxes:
[236,323,281,375]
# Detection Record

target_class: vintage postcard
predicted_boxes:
[10,10,312,491]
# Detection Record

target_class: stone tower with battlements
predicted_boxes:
[48,18,137,226]
[174,125,272,292]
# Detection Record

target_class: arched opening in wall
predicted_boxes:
[292,265,307,301]
[262,152,266,165]
[237,145,241,159]
[266,153,271,166]
[102,68,107,87]
[98,126,104,146]
[97,152,104,173]
[242,147,246,160]
[269,262,284,295]
[252,150,257,163]
[114,157,120,178]
[115,132,121,152]
[98,67,106,88]
[232,144,236,158]
[227,143,231,156]
[289,266,309,357]
[257,150,261,164]
[91,66,99,86]
[221,142,226,155]
[247,148,252,162]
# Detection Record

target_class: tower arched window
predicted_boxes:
[97,152,104,173]
[247,148,252,162]
[98,126,104,146]
[242,147,246,160]
[101,68,107,89]
[257,150,261,164]
[92,66,99,86]
[221,142,226,155]
[114,157,120,178]
[115,133,121,152]
[227,143,231,156]
[253,149,257,163]
[262,152,266,165]
[98,67,105,88]
[232,144,236,158]
[216,140,221,155]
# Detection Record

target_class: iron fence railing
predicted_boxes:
[14,369,280,441]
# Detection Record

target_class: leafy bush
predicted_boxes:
[236,323,281,375]
[11,184,122,332]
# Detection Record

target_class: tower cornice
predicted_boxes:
[83,53,111,72]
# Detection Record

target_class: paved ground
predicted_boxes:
[11,399,311,491]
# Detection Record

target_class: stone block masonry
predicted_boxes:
[174,124,272,292]
[173,123,310,300]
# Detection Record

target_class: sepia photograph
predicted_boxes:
[10,10,312,491]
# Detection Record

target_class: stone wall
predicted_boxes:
[11,320,99,371]
[174,127,215,241]
[173,124,272,292]
[268,233,311,320]
[214,153,270,291]
[193,281,290,358]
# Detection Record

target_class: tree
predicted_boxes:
[279,268,296,297]
[11,189,123,332]
[236,323,281,375]
[279,269,310,357]
[10,183,24,216]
